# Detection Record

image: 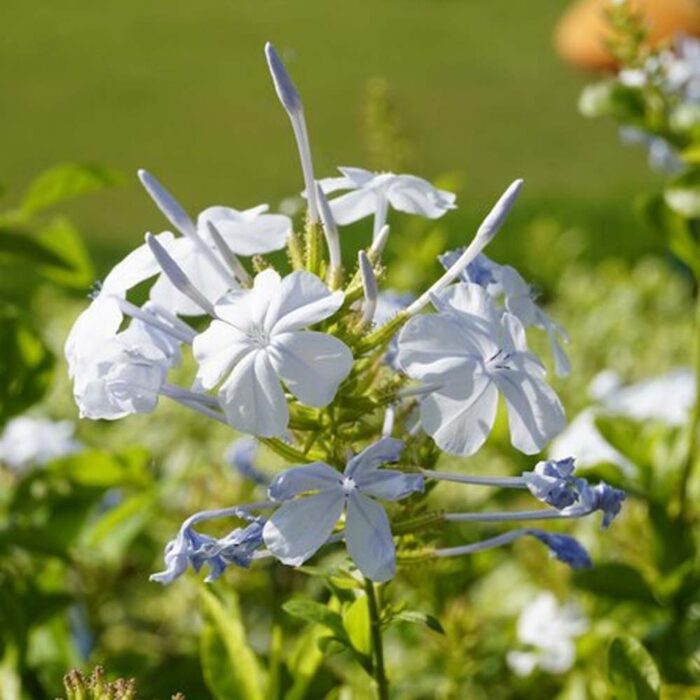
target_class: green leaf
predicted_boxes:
[392,610,446,635]
[83,491,156,564]
[34,217,94,290]
[0,228,73,269]
[201,624,248,700]
[284,624,326,700]
[343,595,371,655]
[665,168,700,219]
[578,81,645,121]
[608,636,661,700]
[20,163,123,214]
[0,305,54,424]
[574,564,658,605]
[199,587,265,700]
[283,599,349,644]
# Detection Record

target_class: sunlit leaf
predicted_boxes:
[608,636,661,700]
[20,163,123,215]
[343,595,370,655]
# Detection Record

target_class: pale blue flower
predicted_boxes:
[263,438,423,582]
[439,250,570,376]
[226,438,269,486]
[151,509,265,584]
[522,458,584,509]
[573,482,626,529]
[398,283,565,456]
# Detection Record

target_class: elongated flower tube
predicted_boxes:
[265,43,319,223]
[406,179,523,316]
[359,250,378,325]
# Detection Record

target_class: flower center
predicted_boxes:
[341,476,357,495]
[486,348,513,372]
[248,325,270,348]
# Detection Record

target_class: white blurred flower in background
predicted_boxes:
[507,592,588,676]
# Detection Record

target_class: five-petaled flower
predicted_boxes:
[318,166,456,240]
[397,282,565,456]
[263,438,424,582]
[193,268,353,436]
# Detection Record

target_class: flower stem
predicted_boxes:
[364,579,389,700]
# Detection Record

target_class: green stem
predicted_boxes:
[679,279,700,517]
[364,579,389,700]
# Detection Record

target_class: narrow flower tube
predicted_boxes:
[433,527,591,569]
[359,250,378,324]
[112,297,195,344]
[406,179,523,315]
[206,221,253,287]
[265,43,319,223]
[161,383,229,424]
[424,469,528,489]
[316,183,341,271]
[369,224,390,260]
[138,170,238,287]
[145,233,216,316]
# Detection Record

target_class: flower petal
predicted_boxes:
[199,206,291,256]
[102,232,174,293]
[265,271,344,334]
[386,175,455,218]
[192,320,254,389]
[397,314,480,383]
[263,490,344,566]
[355,469,424,501]
[345,492,396,582]
[269,331,353,407]
[420,374,499,456]
[494,358,566,455]
[345,437,405,478]
[219,350,289,437]
[268,462,342,501]
[328,189,378,225]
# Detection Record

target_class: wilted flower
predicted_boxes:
[263,438,423,581]
[151,508,266,584]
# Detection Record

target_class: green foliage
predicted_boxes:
[608,637,661,700]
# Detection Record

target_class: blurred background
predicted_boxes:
[1,0,661,266]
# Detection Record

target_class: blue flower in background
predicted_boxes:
[226,437,269,486]
[263,438,423,582]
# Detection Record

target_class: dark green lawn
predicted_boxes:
[1,0,663,269]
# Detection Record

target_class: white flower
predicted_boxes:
[507,592,588,676]
[397,283,565,456]
[193,269,353,437]
[600,367,695,427]
[318,167,456,239]
[439,251,570,376]
[0,417,82,471]
[66,298,184,421]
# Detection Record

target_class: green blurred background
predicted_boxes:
[1,0,662,269]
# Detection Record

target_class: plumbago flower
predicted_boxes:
[397,282,565,456]
[318,166,456,240]
[263,438,423,582]
[67,42,625,682]
[193,268,352,436]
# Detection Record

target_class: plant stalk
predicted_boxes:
[364,579,389,700]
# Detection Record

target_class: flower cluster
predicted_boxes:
[66,43,625,585]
